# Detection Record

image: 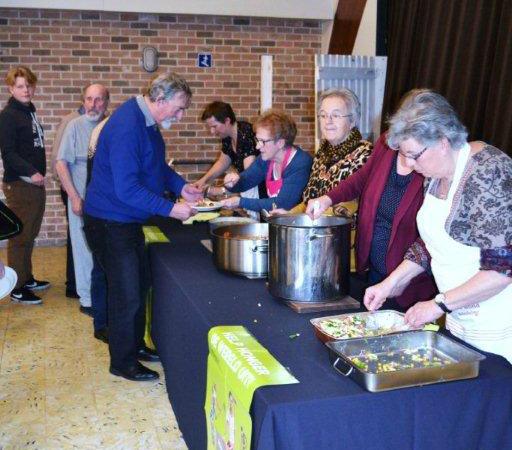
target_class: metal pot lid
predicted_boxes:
[268,213,351,228]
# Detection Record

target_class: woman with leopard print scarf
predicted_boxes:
[302,89,372,216]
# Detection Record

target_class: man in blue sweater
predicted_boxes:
[83,72,201,381]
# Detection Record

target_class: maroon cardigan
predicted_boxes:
[326,134,437,308]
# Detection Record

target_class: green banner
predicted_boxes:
[143,225,170,244]
[142,226,169,349]
[205,326,298,450]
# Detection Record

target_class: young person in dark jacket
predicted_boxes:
[0,66,50,304]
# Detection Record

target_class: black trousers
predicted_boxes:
[60,188,76,291]
[83,214,149,370]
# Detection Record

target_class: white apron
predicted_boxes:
[417,144,512,363]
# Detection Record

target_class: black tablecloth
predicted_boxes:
[149,219,512,450]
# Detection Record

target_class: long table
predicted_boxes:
[149,219,512,450]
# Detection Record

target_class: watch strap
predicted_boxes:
[435,293,452,314]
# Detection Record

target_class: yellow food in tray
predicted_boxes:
[349,348,453,373]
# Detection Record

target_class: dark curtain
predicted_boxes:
[382,0,512,155]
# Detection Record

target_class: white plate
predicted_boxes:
[0,266,17,299]
[192,201,223,212]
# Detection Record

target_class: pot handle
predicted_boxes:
[332,357,353,377]
[252,244,269,253]
[309,232,335,240]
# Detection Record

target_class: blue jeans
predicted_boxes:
[83,214,149,370]
[91,255,108,332]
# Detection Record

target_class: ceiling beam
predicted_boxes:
[329,0,367,54]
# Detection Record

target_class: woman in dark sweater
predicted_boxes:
[0,66,50,304]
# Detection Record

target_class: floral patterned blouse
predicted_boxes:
[405,144,512,277]
[221,120,259,173]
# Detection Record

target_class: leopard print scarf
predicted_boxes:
[303,127,365,202]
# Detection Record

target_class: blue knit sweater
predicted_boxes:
[229,148,312,212]
[84,98,185,223]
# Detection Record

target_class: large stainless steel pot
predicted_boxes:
[210,223,268,279]
[208,216,256,232]
[268,214,351,302]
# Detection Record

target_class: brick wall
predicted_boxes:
[0,8,322,246]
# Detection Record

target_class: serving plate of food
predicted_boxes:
[191,199,223,212]
[310,310,416,343]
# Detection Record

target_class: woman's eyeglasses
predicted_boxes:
[255,137,275,146]
[399,146,428,161]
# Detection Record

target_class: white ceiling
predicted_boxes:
[1,0,338,20]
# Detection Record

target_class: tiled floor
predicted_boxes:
[0,247,187,449]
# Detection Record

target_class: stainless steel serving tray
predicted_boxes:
[327,331,486,392]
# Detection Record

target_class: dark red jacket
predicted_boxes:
[326,134,437,308]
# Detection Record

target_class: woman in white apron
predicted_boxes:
[363,89,512,363]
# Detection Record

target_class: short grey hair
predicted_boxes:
[387,89,468,150]
[146,71,192,103]
[318,88,361,127]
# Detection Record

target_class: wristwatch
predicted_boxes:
[434,293,452,314]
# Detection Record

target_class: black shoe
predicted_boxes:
[65,289,80,299]
[94,328,109,344]
[79,306,94,317]
[94,327,108,344]
[137,346,160,362]
[110,362,159,381]
[23,278,51,291]
[10,287,42,305]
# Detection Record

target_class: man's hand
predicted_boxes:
[220,196,240,209]
[70,196,83,216]
[30,172,45,186]
[181,183,203,202]
[223,173,240,189]
[169,202,196,221]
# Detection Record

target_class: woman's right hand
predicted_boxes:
[305,196,332,219]
[363,282,391,311]
[223,173,240,189]
[363,276,404,311]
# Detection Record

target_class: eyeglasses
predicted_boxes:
[317,112,352,121]
[399,146,428,161]
[255,137,275,146]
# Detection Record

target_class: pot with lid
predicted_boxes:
[267,214,351,302]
